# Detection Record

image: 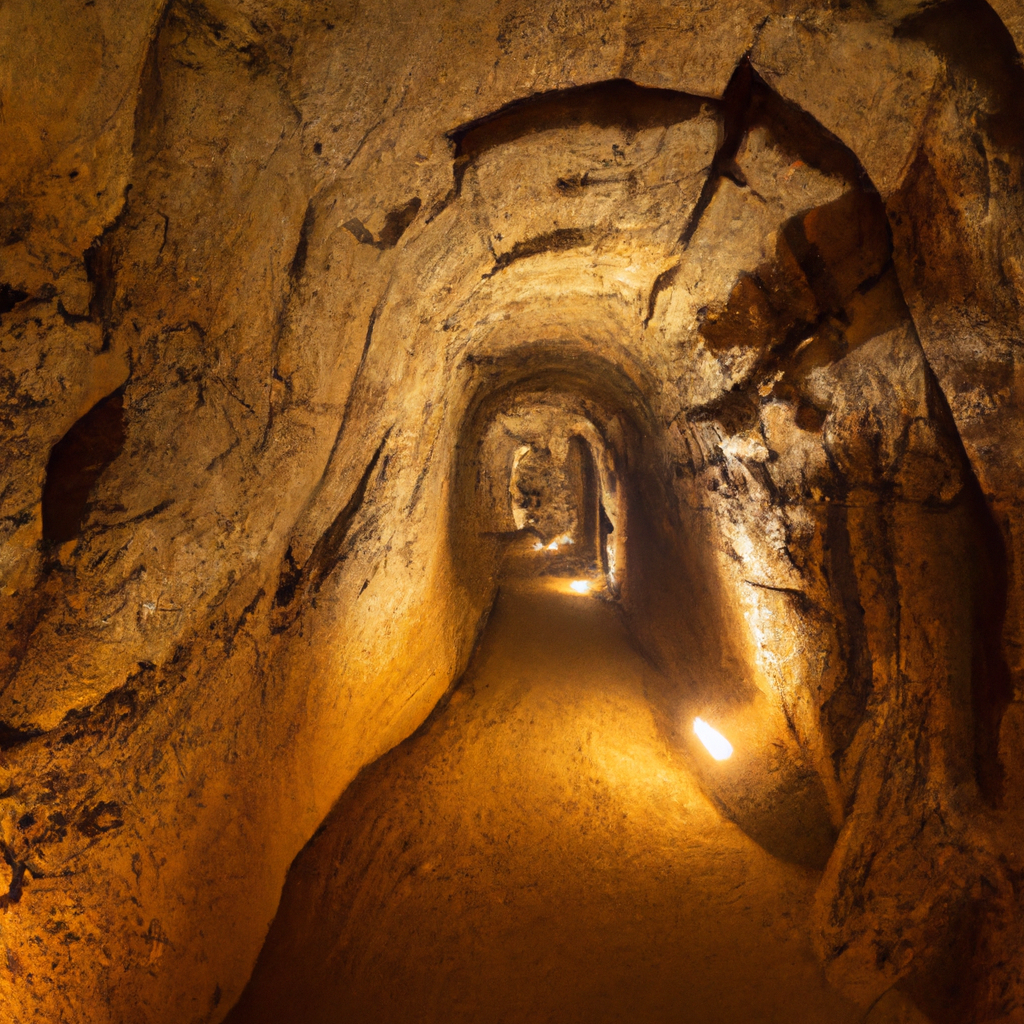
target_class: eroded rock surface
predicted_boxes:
[1,2,1023,1022]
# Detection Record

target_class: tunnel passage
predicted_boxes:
[226,577,867,1024]
[246,60,1016,1022]
[472,387,624,590]
[3,9,1023,1024]
[443,356,843,871]
[216,63,1020,1024]
[226,356,862,1024]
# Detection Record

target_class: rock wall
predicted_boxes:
[1,2,1023,1021]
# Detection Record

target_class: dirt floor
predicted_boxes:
[226,579,886,1024]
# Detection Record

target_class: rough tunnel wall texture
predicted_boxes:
[1,1,1023,1022]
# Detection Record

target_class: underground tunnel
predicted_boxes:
[2,2,1024,1023]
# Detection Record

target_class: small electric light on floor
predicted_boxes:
[569,580,591,594]
[693,717,733,760]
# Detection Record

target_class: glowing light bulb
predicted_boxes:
[693,717,733,760]
[569,580,590,594]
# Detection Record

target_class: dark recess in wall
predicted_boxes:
[42,387,127,545]
[0,283,29,316]
[964,467,1013,807]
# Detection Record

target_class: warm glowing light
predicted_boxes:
[693,717,733,760]
[569,580,591,594]
[533,542,544,550]
[547,541,559,551]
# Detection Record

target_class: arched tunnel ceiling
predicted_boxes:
[1,1,1024,1022]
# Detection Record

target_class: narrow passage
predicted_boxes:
[229,580,866,1024]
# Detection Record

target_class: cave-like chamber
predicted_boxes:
[2,4,1024,1024]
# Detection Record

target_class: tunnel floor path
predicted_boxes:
[227,579,870,1024]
